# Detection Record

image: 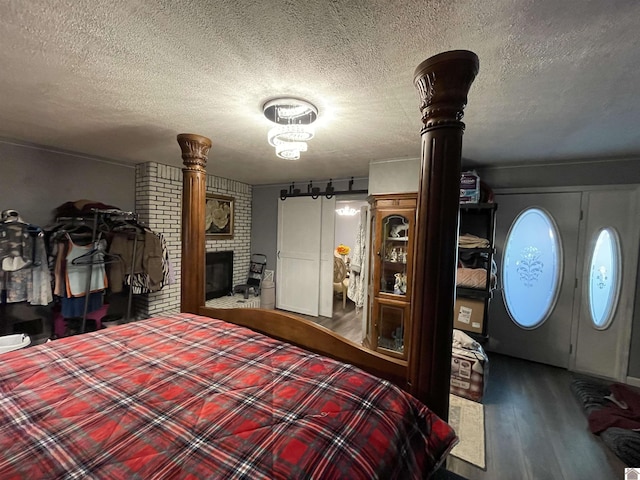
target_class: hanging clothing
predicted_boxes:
[64,235,108,297]
[0,234,52,306]
[347,207,367,310]
[0,221,35,272]
[0,211,52,306]
[109,230,164,293]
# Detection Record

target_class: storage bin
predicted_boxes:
[260,280,275,309]
[0,334,31,354]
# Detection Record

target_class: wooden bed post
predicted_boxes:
[177,133,211,314]
[409,51,479,419]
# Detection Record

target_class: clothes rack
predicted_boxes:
[78,209,141,333]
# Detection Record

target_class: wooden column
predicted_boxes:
[409,51,479,419]
[177,133,211,314]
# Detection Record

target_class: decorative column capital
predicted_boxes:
[177,133,212,171]
[413,50,479,130]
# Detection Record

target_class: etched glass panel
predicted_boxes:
[503,208,562,329]
[589,228,621,329]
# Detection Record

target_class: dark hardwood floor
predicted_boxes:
[293,295,363,344]
[278,300,627,479]
[446,353,627,480]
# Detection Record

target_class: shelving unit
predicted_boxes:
[454,202,498,339]
[363,193,416,359]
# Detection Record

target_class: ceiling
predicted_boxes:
[1,1,639,186]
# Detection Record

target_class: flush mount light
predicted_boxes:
[336,206,359,216]
[263,98,318,160]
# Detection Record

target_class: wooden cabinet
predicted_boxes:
[455,203,498,338]
[364,193,416,359]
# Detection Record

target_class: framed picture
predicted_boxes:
[205,193,234,238]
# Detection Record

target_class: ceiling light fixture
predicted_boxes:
[263,98,318,160]
[336,206,359,216]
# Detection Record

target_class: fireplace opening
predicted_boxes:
[205,251,233,300]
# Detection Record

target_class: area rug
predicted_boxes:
[448,394,486,469]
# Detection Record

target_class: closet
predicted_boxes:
[48,208,172,335]
[1,205,175,342]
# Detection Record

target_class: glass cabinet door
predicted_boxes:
[373,299,409,356]
[380,214,410,296]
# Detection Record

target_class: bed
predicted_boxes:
[0,50,478,478]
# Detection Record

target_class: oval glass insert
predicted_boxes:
[588,228,621,329]
[502,208,562,329]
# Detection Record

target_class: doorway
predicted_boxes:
[488,187,639,381]
[488,192,581,368]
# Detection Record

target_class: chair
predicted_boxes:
[333,256,349,309]
[234,253,267,299]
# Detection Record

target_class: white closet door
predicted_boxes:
[276,197,321,315]
[319,197,336,317]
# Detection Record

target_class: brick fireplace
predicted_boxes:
[206,250,234,300]
[134,162,252,316]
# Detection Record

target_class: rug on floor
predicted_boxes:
[448,394,486,469]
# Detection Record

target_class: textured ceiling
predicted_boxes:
[1,0,639,185]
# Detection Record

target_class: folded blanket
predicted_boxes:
[457,267,496,289]
[459,233,490,248]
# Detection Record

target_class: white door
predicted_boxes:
[572,188,639,380]
[319,197,336,317]
[276,197,321,315]
[488,192,582,368]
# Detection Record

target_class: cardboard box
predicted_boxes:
[453,297,485,334]
[450,343,488,403]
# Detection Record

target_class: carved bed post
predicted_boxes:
[409,51,479,419]
[177,133,212,314]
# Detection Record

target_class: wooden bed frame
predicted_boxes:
[177,50,479,420]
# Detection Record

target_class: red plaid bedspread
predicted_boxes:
[0,313,456,479]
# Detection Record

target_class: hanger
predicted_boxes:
[71,234,123,266]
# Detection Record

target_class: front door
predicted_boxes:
[488,192,582,368]
[572,188,639,380]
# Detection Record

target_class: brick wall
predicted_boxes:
[134,162,252,316]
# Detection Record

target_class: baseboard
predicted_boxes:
[626,376,640,388]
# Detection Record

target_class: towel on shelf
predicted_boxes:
[458,233,490,248]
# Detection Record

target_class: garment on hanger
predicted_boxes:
[347,208,367,310]
[108,230,173,294]
[0,210,52,306]
[0,210,35,272]
[64,235,108,297]
[0,235,52,305]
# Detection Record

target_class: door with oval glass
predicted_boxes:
[488,192,582,368]
[572,188,639,380]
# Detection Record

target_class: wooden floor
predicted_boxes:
[278,300,628,479]
[294,296,363,344]
[446,353,627,480]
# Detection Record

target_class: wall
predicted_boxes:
[477,157,640,190]
[251,177,368,273]
[368,158,420,195]
[0,140,135,226]
[135,162,252,316]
